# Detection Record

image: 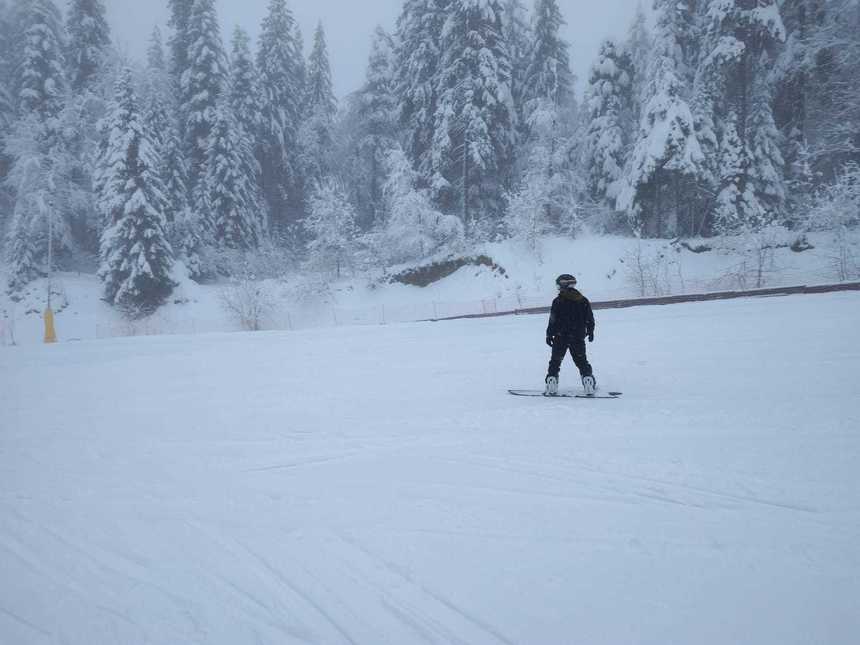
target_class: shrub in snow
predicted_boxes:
[621,243,678,297]
[219,273,275,332]
[805,163,860,281]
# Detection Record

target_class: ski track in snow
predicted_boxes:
[1,292,860,644]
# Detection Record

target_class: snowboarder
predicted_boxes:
[545,274,596,396]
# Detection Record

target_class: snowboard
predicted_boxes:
[508,389,622,399]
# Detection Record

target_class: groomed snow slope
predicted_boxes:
[2,292,859,644]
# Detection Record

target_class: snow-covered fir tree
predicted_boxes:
[145,25,171,104]
[582,38,633,209]
[304,22,336,121]
[4,0,69,292]
[394,0,448,182]
[256,0,303,230]
[228,26,261,144]
[147,25,167,75]
[18,0,66,119]
[96,68,175,315]
[623,2,652,132]
[182,0,228,185]
[501,0,530,135]
[201,99,263,250]
[3,113,69,293]
[350,26,399,229]
[433,0,516,236]
[514,0,576,233]
[0,1,14,177]
[697,0,786,232]
[65,0,110,92]
[298,22,337,189]
[793,0,860,180]
[617,0,706,237]
[522,0,573,115]
[304,179,358,278]
[167,0,193,80]
[144,26,187,230]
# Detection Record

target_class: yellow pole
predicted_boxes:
[43,306,56,343]
[44,196,56,344]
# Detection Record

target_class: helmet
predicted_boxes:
[555,274,577,290]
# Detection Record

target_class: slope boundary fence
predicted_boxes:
[427,281,860,322]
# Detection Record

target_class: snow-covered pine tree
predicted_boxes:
[96,68,175,315]
[3,113,69,293]
[792,0,860,180]
[0,1,16,123]
[772,1,825,167]
[0,2,12,148]
[697,0,786,232]
[617,0,706,238]
[168,0,193,80]
[145,25,172,104]
[582,38,633,209]
[201,99,263,250]
[298,22,337,189]
[351,26,398,229]
[229,26,261,144]
[182,0,228,186]
[143,25,188,232]
[712,109,753,231]
[523,0,572,115]
[501,0,530,136]
[148,25,167,75]
[393,0,448,183]
[304,178,358,279]
[304,22,336,121]
[256,0,303,230]
[623,2,652,133]
[18,0,66,120]
[160,121,190,226]
[65,0,110,92]
[747,53,786,224]
[4,0,69,293]
[516,0,576,233]
[433,0,516,237]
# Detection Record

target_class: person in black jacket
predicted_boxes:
[545,274,596,395]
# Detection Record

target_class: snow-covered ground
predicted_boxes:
[2,291,859,644]
[2,230,858,346]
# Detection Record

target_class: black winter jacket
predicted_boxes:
[546,289,595,340]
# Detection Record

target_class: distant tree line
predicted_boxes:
[0,0,857,314]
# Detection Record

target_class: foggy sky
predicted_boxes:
[105,0,647,99]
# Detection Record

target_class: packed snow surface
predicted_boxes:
[2,292,859,644]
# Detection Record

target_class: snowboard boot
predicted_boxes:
[582,375,597,396]
[544,375,559,396]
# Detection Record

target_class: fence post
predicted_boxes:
[380,304,386,325]
[433,302,439,319]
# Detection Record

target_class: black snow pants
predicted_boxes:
[547,336,592,379]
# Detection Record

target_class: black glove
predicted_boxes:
[587,331,594,343]
[546,335,554,347]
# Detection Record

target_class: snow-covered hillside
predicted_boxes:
[2,291,859,644]
[2,230,857,346]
